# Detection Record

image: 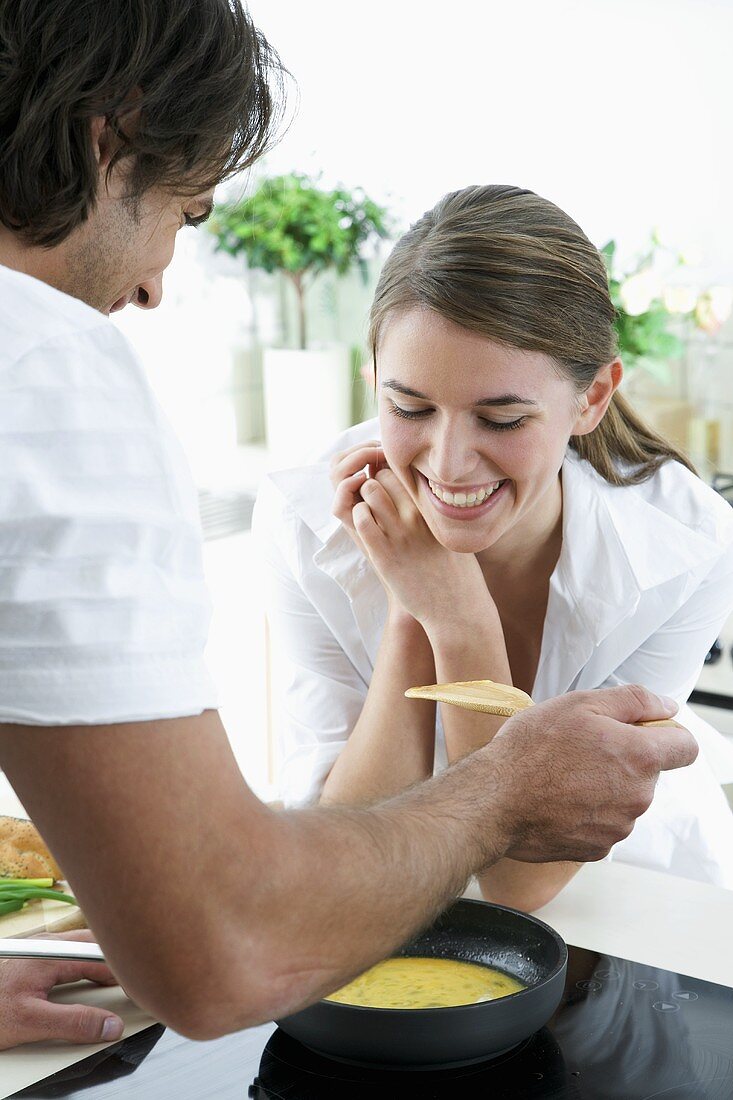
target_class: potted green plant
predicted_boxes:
[209,173,390,463]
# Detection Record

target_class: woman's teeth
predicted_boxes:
[427,479,504,507]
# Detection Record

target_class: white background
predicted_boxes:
[116,0,733,481]
[247,0,733,278]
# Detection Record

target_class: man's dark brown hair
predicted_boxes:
[0,0,284,247]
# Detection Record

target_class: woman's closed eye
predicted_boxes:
[387,400,527,433]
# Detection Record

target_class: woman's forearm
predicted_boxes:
[476,857,582,911]
[427,611,580,912]
[320,611,436,806]
[427,608,512,759]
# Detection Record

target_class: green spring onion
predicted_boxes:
[0,878,54,888]
[0,882,77,914]
[0,898,25,915]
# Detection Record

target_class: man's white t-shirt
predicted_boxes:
[0,264,217,724]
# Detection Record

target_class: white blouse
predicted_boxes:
[253,417,733,888]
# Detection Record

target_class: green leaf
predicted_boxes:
[207,173,393,286]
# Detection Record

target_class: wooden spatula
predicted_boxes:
[405,678,682,728]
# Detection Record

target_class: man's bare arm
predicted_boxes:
[0,686,695,1040]
[0,711,500,1039]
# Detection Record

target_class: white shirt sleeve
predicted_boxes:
[253,482,367,807]
[600,545,733,703]
[597,547,733,887]
[0,323,217,725]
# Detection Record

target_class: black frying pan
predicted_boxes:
[277,897,567,1069]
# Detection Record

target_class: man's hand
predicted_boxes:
[481,684,697,863]
[0,930,123,1051]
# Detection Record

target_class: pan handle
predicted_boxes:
[0,938,104,963]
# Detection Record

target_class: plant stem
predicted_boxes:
[290,272,307,350]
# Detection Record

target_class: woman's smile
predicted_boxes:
[416,470,512,522]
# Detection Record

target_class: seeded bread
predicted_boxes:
[0,815,64,880]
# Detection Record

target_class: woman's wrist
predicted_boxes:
[386,601,425,634]
[422,600,504,655]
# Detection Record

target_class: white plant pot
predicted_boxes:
[263,347,353,467]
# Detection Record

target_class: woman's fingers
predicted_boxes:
[332,470,368,529]
[335,475,400,542]
[330,443,428,576]
[373,467,419,526]
[352,501,388,554]
[359,477,402,532]
[329,442,384,489]
[367,448,389,481]
[333,460,426,551]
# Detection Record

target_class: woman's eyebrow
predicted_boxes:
[381,379,538,407]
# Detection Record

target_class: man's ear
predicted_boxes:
[571,359,623,437]
[90,89,143,171]
[89,117,114,169]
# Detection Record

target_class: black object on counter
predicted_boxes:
[704,638,723,665]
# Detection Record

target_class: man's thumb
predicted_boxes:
[32,1000,124,1045]
[588,683,678,725]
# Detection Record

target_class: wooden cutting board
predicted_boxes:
[0,892,86,938]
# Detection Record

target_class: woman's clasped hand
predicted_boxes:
[331,441,491,631]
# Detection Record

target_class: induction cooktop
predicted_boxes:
[12,945,733,1099]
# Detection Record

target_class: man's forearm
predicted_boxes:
[0,713,507,1041]
[227,748,510,1034]
[1,685,688,1040]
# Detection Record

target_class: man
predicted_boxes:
[0,0,696,1047]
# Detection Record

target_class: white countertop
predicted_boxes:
[528,860,733,988]
[0,859,731,1097]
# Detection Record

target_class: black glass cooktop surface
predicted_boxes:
[12,946,733,1099]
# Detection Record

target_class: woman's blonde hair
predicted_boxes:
[368,184,694,486]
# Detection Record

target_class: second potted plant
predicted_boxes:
[210,173,390,464]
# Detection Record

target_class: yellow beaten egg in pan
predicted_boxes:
[325,956,526,1010]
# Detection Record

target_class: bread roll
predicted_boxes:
[0,815,64,880]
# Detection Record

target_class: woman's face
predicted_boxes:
[377,307,587,556]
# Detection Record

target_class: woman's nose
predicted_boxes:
[132,274,163,310]
[429,424,481,484]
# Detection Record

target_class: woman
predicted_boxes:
[254,184,733,910]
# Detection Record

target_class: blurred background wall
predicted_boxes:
[114,0,733,488]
